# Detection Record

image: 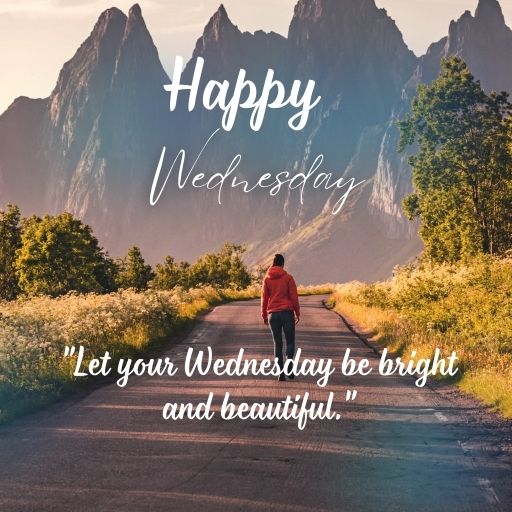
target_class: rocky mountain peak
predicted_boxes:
[186,3,243,69]
[288,0,416,114]
[96,6,127,30]
[186,2,288,82]
[291,0,376,20]
[203,3,238,43]
[118,3,165,63]
[125,3,148,36]
[47,5,127,151]
[215,3,229,21]
[288,0,415,65]
[50,6,127,98]
[475,0,506,25]
[418,0,512,92]
[289,0,404,35]
[128,3,143,19]
[107,2,169,126]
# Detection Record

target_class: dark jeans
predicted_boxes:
[269,310,295,371]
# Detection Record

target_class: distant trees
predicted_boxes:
[399,57,512,262]
[153,256,183,290]
[0,208,253,300]
[116,246,154,291]
[186,243,252,290]
[152,243,252,292]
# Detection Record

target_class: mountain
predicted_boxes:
[179,4,289,178]
[257,0,419,282]
[171,0,419,281]
[0,96,47,210]
[418,0,512,90]
[0,0,511,283]
[0,4,171,252]
[369,0,512,241]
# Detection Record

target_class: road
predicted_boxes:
[0,296,511,512]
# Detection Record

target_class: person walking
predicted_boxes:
[261,254,300,381]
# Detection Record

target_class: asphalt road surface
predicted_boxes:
[0,296,511,512]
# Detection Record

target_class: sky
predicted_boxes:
[0,0,511,113]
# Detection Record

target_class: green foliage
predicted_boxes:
[333,257,512,354]
[1,206,253,299]
[15,213,116,297]
[116,246,154,291]
[365,258,512,347]
[399,57,512,262]
[359,284,391,309]
[152,256,183,290]
[187,243,252,290]
[152,243,252,291]
[402,194,420,221]
[329,256,512,416]
[0,205,22,300]
[0,287,213,423]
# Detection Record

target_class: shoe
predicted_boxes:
[278,374,286,382]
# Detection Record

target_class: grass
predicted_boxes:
[0,287,210,423]
[327,256,512,418]
[0,283,331,424]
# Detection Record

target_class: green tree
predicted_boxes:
[116,246,154,291]
[0,204,22,300]
[177,261,192,289]
[152,256,182,290]
[16,213,116,297]
[398,57,512,262]
[221,243,252,290]
[187,243,252,290]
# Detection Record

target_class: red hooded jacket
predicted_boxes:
[261,266,300,321]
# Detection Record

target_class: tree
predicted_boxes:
[152,256,182,290]
[116,246,154,291]
[15,213,116,297]
[187,243,252,290]
[220,243,252,290]
[0,204,22,300]
[177,261,192,289]
[398,57,512,262]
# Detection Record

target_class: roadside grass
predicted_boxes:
[0,287,198,423]
[0,283,331,424]
[327,256,512,418]
[297,284,335,296]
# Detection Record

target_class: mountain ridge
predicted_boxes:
[0,0,510,283]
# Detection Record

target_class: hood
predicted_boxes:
[266,266,288,280]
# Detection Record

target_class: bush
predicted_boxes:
[0,287,208,422]
[15,213,115,297]
[328,256,512,417]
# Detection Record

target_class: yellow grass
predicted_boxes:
[0,282,331,423]
[327,257,512,418]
